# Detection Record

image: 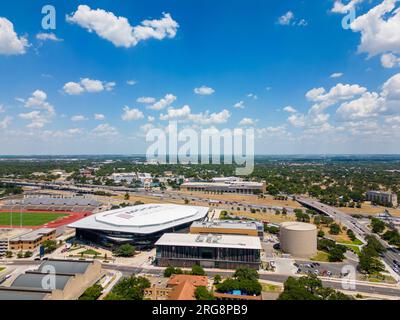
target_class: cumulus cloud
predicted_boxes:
[71,115,88,122]
[188,109,231,125]
[194,86,215,96]
[160,105,191,121]
[381,53,400,68]
[0,17,29,55]
[92,123,118,137]
[63,78,115,95]
[36,32,62,42]
[147,94,177,110]
[137,96,156,104]
[239,118,255,126]
[0,116,12,129]
[331,0,364,13]
[66,5,179,48]
[94,113,106,120]
[283,106,297,113]
[277,11,307,26]
[278,11,294,25]
[330,72,344,78]
[122,106,144,121]
[350,0,400,57]
[126,80,137,86]
[234,101,245,109]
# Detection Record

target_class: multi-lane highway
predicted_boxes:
[296,197,400,278]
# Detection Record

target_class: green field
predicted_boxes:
[0,212,68,226]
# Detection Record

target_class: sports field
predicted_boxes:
[0,212,69,227]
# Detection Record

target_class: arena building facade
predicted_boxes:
[68,204,209,248]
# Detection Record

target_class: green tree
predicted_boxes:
[164,266,183,277]
[79,284,103,300]
[214,274,222,284]
[329,223,341,235]
[113,244,136,257]
[233,267,259,281]
[191,264,206,276]
[370,218,385,234]
[105,276,150,300]
[195,286,215,300]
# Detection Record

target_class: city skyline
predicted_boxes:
[1,0,400,155]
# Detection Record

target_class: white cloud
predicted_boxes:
[283,106,297,113]
[36,32,62,42]
[127,80,137,86]
[381,72,400,100]
[63,78,115,95]
[239,118,255,126]
[122,106,144,121]
[278,11,294,25]
[147,94,177,110]
[92,123,118,137]
[194,86,215,96]
[234,101,245,109]
[160,105,191,121]
[330,72,344,78]
[277,11,307,26]
[336,92,385,120]
[247,93,258,100]
[0,105,4,113]
[147,116,155,122]
[94,113,106,121]
[66,5,179,48]
[381,53,400,68]
[188,109,231,125]
[63,82,85,95]
[331,0,364,13]
[287,113,306,127]
[71,115,88,122]
[350,0,400,57]
[140,123,155,133]
[137,96,156,104]
[0,17,29,55]
[0,116,12,129]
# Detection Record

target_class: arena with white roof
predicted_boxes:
[68,204,209,248]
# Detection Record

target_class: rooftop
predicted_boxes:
[69,204,209,235]
[155,233,262,250]
[191,220,261,231]
[10,228,56,242]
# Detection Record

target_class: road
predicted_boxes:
[296,196,400,278]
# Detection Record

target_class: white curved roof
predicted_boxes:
[69,204,209,235]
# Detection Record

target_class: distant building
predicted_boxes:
[0,259,102,300]
[366,191,398,207]
[180,181,266,194]
[8,228,56,251]
[155,233,262,270]
[190,220,264,239]
[109,173,136,184]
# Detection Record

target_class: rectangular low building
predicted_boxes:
[155,233,262,270]
[190,220,264,239]
[180,181,266,194]
[9,228,56,251]
[0,259,102,300]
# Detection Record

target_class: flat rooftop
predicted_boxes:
[191,220,260,231]
[0,228,32,240]
[155,233,262,250]
[182,181,264,187]
[10,228,56,242]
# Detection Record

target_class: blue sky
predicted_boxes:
[0,0,400,155]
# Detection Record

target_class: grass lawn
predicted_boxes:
[262,284,282,293]
[80,249,101,256]
[340,239,363,246]
[0,212,68,226]
[311,251,330,262]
